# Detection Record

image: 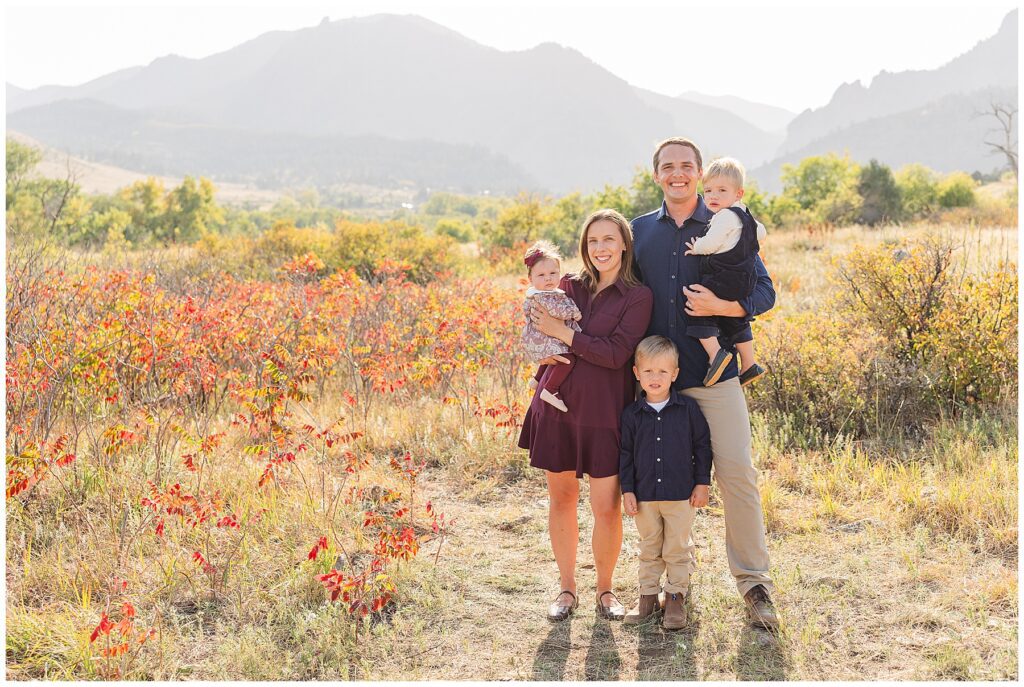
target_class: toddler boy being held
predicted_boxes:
[620,336,712,630]
[684,157,768,387]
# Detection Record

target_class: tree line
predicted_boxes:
[6,138,1014,258]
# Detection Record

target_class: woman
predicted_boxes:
[518,208,653,621]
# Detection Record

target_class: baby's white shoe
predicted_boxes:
[540,389,568,412]
[528,378,539,390]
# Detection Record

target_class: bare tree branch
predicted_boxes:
[976,101,1018,179]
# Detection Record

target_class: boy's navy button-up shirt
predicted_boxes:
[619,390,712,502]
[632,198,776,390]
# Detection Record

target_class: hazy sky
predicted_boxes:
[4,1,1016,112]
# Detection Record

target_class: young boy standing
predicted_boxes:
[619,336,712,629]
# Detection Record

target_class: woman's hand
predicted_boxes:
[682,284,746,317]
[537,354,571,366]
[531,303,574,346]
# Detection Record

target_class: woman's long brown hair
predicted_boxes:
[575,208,641,293]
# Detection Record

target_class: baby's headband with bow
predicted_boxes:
[524,252,545,268]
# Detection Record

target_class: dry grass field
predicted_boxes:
[5,222,1017,680]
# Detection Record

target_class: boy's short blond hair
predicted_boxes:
[703,157,746,188]
[635,335,679,366]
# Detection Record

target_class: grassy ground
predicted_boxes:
[6,223,1017,680]
[11,410,1012,680]
[358,411,1017,681]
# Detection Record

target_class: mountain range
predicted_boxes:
[751,9,1018,191]
[6,11,1018,198]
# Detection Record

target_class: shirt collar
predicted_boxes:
[589,274,626,294]
[638,388,684,413]
[656,197,713,227]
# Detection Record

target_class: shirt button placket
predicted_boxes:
[655,419,662,497]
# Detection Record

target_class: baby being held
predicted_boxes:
[684,157,768,388]
[521,240,582,412]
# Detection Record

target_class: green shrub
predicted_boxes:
[434,218,474,242]
[832,234,1017,409]
[895,164,939,219]
[750,233,1017,443]
[936,172,977,208]
[195,219,457,283]
[857,159,902,225]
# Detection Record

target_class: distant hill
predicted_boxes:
[752,10,1017,192]
[7,130,282,207]
[631,88,784,166]
[7,98,538,194]
[5,14,779,194]
[7,11,1015,195]
[6,67,144,112]
[677,91,796,134]
[778,10,1017,156]
[750,87,1017,193]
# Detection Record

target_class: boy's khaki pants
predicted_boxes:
[681,378,773,597]
[635,500,696,595]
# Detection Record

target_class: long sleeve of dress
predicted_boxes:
[570,287,653,369]
[618,408,637,495]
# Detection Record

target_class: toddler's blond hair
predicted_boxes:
[703,157,746,188]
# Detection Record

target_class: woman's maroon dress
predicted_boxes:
[518,275,653,478]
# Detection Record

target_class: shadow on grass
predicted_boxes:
[634,617,699,680]
[532,619,574,680]
[735,625,789,681]
[584,617,622,680]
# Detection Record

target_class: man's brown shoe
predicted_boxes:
[661,591,687,630]
[623,594,661,625]
[743,584,779,631]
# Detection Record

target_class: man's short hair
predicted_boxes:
[652,137,703,172]
[703,157,746,187]
[635,335,679,366]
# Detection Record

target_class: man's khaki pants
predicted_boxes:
[635,500,696,595]
[681,378,773,597]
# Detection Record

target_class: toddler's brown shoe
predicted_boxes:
[739,363,766,387]
[703,349,734,386]
[623,594,661,625]
[662,591,687,630]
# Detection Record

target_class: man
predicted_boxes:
[630,137,779,630]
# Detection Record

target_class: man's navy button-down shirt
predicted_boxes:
[618,390,712,502]
[632,198,776,389]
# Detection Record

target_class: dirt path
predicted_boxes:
[363,472,1016,681]
[369,475,783,680]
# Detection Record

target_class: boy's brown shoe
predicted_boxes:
[661,591,687,631]
[743,584,779,631]
[623,594,661,625]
